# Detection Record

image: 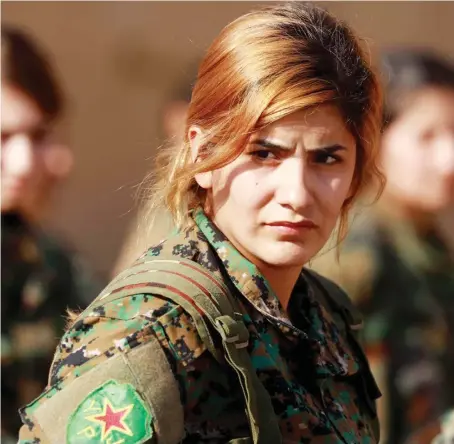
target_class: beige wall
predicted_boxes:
[2,1,454,275]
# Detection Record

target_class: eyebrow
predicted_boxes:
[311,144,347,154]
[253,139,289,150]
[253,138,348,153]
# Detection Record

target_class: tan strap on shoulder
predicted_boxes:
[101,257,282,444]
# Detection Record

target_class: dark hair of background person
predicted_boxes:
[382,49,454,127]
[1,25,64,121]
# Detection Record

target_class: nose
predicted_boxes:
[274,157,315,212]
[2,134,36,179]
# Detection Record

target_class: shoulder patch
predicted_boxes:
[22,338,184,444]
[67,379,153,444]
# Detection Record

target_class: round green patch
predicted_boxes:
[67,379,153,444]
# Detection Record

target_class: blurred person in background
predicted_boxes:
[1,26,103,442]
[112,65,196,275]
[312,49,454,444]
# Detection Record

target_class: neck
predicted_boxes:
[258,263,303,311]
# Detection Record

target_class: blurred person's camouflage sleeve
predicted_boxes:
[405,410,454,444]
[1,213,104,440]
[310,207,454,444]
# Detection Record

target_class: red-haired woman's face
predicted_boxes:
[192,105,356,271]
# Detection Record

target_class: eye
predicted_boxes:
[250,149,278,161]
[312,150,341,165]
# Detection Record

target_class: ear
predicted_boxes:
[188,125,213,190]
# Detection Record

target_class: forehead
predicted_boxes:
[257,104,355,148]
[1,84,44,131]
[402,87,454,125]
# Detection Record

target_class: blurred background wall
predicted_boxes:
[2,1,453,275]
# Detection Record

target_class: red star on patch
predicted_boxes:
[87,399,134,440]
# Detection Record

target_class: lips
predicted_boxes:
[266,220,318,229]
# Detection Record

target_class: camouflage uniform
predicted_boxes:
[18,209,380,443]
[311,204,454,444]
[1,213,103,441]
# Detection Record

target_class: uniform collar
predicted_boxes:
[193,207,290,322]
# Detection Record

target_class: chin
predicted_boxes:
[258,242,316,268]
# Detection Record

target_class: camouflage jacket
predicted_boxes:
[311,205,454,444]
[1,213,103,440]
[18,209,380,444]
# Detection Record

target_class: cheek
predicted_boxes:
[324,177,351,215]
[233,170,268,206]
[28,153,47,182]
[315,168,355,215]
[212,163,268,211]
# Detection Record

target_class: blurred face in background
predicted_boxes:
[1,83,72,219]
[381,87,454,213]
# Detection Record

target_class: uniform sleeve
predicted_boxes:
[17,292,207,444]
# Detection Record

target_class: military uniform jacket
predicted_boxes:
[1,213,103,440]
[18,209,380,444]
